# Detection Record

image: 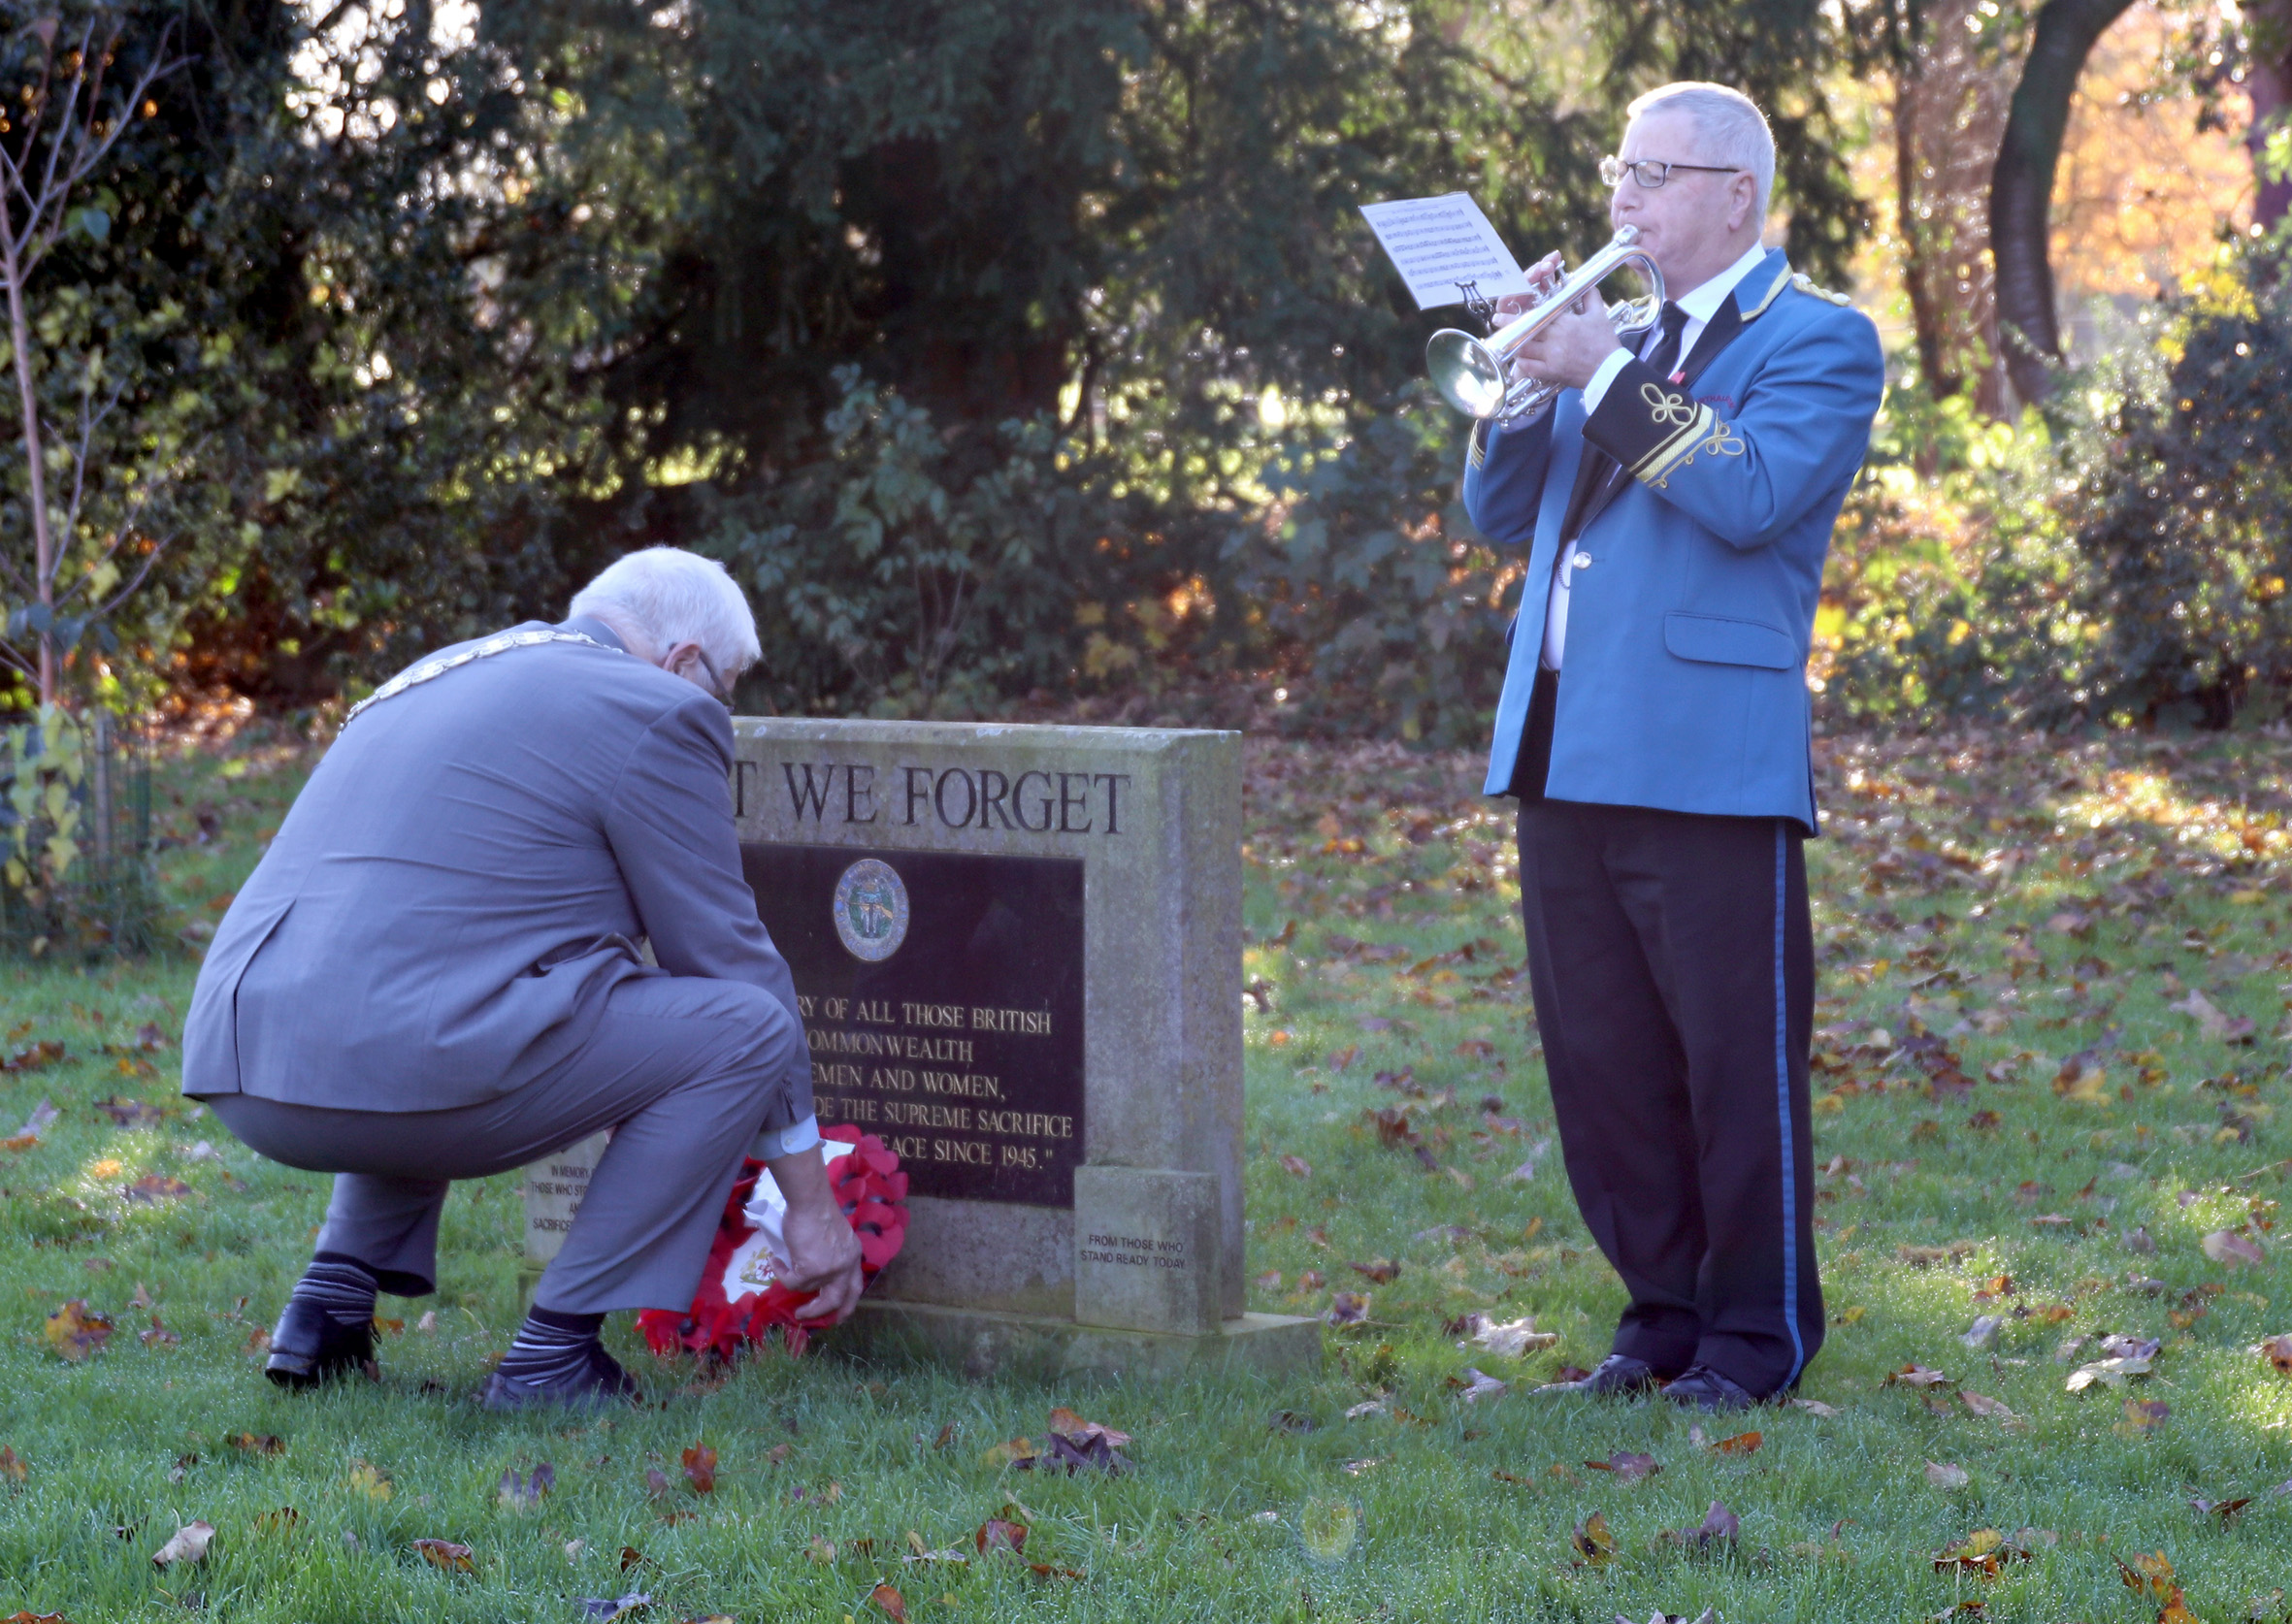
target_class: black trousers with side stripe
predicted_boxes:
[1511,683,1823,1393]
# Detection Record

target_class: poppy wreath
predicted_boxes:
[638,1126,908,1359]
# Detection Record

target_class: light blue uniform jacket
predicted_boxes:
[1461,249,1883,829]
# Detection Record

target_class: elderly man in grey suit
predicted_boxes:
[181,546,860,1410]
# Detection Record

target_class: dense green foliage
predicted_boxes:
[1819,248,2292,733]
[0,0,1881,733]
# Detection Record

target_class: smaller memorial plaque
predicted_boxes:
[743,843,1086,1207]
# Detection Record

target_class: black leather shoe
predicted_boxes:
[478,1341,642,1413]
[1534,1352,1668,1397]
[1662,1363,1760,1412]
[264,1297,377,1390]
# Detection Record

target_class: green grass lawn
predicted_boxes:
[5,724,2292,1622]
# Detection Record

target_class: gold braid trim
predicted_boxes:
[1646,415,1747,490]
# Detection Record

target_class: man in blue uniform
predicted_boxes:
[1462,82,1883,1409]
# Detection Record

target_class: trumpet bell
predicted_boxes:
[1425,330,1508,420]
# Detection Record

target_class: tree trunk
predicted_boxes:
[0,213,55,706]
[2245,1,2292,234]
[1897,70,1961,401]
[1891,0,2018,414]
[1987,0,2136,405]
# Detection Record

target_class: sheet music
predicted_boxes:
[1359,193,1531,311]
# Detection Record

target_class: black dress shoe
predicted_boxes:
[264,1297,377,1390]
[1661,1363,1760,1412]
[478,1341,642,1413]
[1535,1352,1668,1397]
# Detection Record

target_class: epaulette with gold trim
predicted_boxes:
[1788,272,1852,307]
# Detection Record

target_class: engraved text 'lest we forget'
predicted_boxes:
[735,761,1132,835]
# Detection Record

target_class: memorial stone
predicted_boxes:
[521,718,1318,1379]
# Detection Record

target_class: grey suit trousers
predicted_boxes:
[210,973,802,1315]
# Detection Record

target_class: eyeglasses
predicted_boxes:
[692,647,737,710]
[1600,155,1743,190]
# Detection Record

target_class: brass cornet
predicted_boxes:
[1425,225,1666,426]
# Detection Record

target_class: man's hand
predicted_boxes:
[768,1147,865,1325]
[1490,249,1566,327]
[1486,247,1626,394]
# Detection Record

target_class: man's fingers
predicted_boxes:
[796,1261,864,1325]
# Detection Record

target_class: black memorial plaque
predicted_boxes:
[740,843,1086,1207]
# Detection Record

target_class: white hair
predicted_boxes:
[569,546,763,670]
[1626,81,1776,219]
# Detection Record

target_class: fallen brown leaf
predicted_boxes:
[1470,1315,1558,1357]
[982,1438,1036,1469]
[42,1301,111,1362]
[150,1521,214,1569]
[1959,1392,2020,1424]
[499,1463,555,1510]
[1324,1291,1370,1326]
[1710,1431,1762,1455]
[1584,1452,1660,1482]
[1023,1410,1131,1475]
[1570,1510,1616,1566]
[228,1433,283,1457]
[413,1538,475,1574]
[680,1445,716,1495]
[870,1582,908,1622]
[1931,1527,2031,1578]
[1457,1368,1507,1404]
[976,1518,1028,1554]
[1925,1461,1971,1489]
[2204,1229,2265,1267]
[2118,1398,2171,1435]
[1660,1501,1738,1549]
[2119,1550,2181,1603]
[1883,1363,1952,1389]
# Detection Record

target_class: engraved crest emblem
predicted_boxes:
[832,859,910,962]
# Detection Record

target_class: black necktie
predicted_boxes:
[1641,301,1690,383]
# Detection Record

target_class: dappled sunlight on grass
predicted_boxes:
[3,726,2292,1618]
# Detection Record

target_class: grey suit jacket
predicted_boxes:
[181,619,808,1123]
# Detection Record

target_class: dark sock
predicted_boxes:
[498,1305,608,1385]
[291,1252,378,1329]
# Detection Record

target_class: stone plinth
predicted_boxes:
[517,719,1316,1378]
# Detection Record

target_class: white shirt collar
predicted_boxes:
[1672,241,1773,325]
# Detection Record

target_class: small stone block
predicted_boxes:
[1072,1165,1220,1336]
[522,1130,609,1268]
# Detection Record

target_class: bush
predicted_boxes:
[2029,262,2292,728]
[699,369,1234,719]
[1817,248,2292,734]
[1235,393,1512,747]
[0,707,163,958]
